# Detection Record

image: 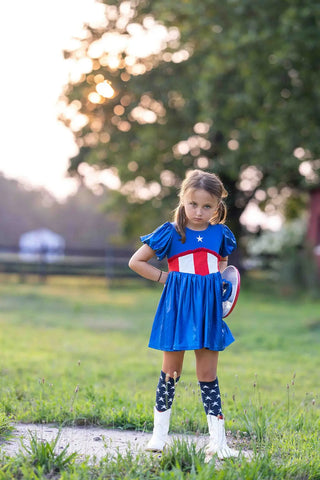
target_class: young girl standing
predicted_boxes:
[129,169,239,460]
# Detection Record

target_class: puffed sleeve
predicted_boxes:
[140,222,174,260]
[219,225,237,257]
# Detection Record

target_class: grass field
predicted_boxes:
[0,273,319,479]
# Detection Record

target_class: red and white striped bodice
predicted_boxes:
[168,248,221,275]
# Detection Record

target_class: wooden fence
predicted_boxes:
[0,246,142,282]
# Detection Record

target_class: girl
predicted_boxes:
[128,169,239,460]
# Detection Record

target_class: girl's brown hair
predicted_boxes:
[174,169,228,243]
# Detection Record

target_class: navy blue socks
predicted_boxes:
[155,370,180,412]
[199,377,223,417]
[154,372,222,416]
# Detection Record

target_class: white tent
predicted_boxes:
[19,228,65,263]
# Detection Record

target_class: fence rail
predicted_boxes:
[0,247,141,281]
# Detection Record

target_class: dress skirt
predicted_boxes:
[148,271,235,352]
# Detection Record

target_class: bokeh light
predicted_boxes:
[88,92,102,104]
[96,80,115,98]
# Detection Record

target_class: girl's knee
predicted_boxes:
[162,351,184,378]
[196,365,217,382]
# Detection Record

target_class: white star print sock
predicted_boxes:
[155,370,180,412]
[199,377,223,417]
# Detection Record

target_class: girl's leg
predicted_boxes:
[194,348,219,382]
[162,350,185,378]
[195,348,238,460]
[146,351,184,452]
[155,351,184,412]
[195,349,222,416]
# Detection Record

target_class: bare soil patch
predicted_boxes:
[0,423,252,462]
[1,424,207,461]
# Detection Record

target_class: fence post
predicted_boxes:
[38,248,47,283]
[105,247,114,283]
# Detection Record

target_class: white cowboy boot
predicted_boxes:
[205,415,239,461]
[145,407,171,452]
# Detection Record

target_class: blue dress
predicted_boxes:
[141,222,236,352]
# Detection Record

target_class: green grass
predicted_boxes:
[0,272,319,478]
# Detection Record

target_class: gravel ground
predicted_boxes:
[0,424,209,462]
[0,423,253,464]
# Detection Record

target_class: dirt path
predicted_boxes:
[1,423,254,464]
[0,423,209,461]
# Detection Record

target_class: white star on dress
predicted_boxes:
[196,235,203,242]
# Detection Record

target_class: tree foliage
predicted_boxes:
[60,0,320,239]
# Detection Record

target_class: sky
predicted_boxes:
[0,0,103,200]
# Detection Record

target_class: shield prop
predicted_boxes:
[221,265,240,318]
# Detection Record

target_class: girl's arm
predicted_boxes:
[220,256,228,272]
[128,244,168,284]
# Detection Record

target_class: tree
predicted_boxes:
[60,0,320,240]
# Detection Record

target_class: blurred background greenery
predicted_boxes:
[61,0,319,240]
[2,0,320,295]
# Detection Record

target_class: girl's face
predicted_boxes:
[183,188,219,230]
